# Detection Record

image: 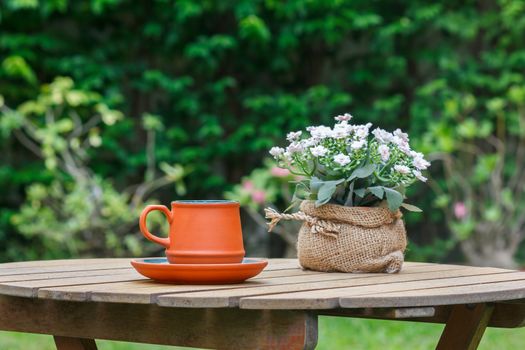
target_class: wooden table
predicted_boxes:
[0,259,524,350]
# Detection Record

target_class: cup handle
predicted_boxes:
[139,205,172,249]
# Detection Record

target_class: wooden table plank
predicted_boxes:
[0,258,299,299]
[239,271,525,310]
[1,258,523,314]
[0,259,133,270]
[37,268,324,302]
[0,271,145,297]
[0,268,136,283]
[37,262,462,304]
[341,280,525,308]
[96,264,458,305]
[160,267,510,308]
[0,261,133,277]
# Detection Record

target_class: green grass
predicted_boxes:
[1,316,524,349]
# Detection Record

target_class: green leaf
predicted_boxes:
[348,164,376,181]
[384,187,403,211]
[239,15,271,42]
[1,55,37,84]
[292,181,310,203]
[310,177,323,193]
[400,203,423,212]
[344,181,355,206]
[315,181,339,207]
[354,188,366,198]
[368,186,384,199]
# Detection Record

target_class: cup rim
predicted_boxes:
[171,200,239,207]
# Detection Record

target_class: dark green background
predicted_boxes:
[1,0,524,263]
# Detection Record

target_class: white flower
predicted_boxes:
[392,135,411,154]
[269,147,285,158]
[310,145,328,157]
[286,142,304,154]
[332,122,352,138]
[413,170,428,182]
[413,155,431,170]
[354,123,372,139]
[394,164,410,175]
[392,135,402,146]
[399,142,411,154]
[351,139,366,150]
[333,153,351,166]
[301,137,318,148]
[335,113,353,122]
[378,144,390,162]
[307,125,332,140]
[393,128,409,142]
[286,131,302,142]
[372,128,393,143]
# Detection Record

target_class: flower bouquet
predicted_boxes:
[265,113,430,273]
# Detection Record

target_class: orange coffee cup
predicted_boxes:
[139,200,245,264]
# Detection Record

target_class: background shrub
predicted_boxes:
[1,0,524,265]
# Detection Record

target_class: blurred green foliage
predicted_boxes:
[1,0,525,264]
[0,77,187,260]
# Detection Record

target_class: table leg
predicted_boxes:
[53,336,97,350]
[436,303,495,350]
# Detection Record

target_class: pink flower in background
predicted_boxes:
[242,181,254,191]
[270,167,290,177]
[251,190,266,204]
[454,202,467,219]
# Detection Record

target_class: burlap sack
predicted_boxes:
[296,201,406,273]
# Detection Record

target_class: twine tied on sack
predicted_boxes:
[264,207,340,238]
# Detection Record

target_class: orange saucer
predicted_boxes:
[130,258,268,284]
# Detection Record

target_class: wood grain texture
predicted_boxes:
[0,271,145,297]
[1,259,524,314]
[0,258,299,299]
[436,303,494,350]
[37,262,461,305]
[36,268,325,302]
[338,278,525,308]
[0,262,132,277]
[158,266,488,308]
[0,295,317,350]
[0,268,135,283]
[240,271,525,309]
[0,259,132,270]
